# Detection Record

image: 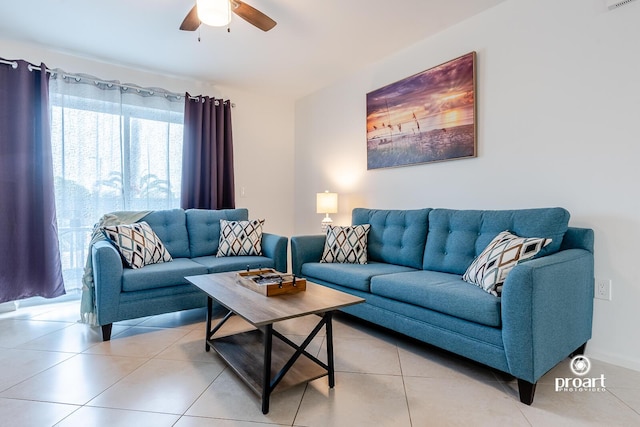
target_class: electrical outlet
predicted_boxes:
[595,279,612,301]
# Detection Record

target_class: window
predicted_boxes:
[49,76,184,292]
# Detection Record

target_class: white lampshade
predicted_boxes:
[197,0,231,27]
[316,191,338,214]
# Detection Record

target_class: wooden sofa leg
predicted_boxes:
[101,324,113,341]
[570,342,587,358]
[517,379,537,405]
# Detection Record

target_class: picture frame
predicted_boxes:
[366,52,477,170]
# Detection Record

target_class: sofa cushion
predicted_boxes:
[301,261,417,293]
[192,255,275,273]
[142,209,190,258]
[320,224,370,264]
[325,285,505,349]
[423,208,570,275]
[370,270,502,327]
[352,208,431,269]
[101,221,173,269]
[186,208,249,257]
[463,231,552,296]
[121,258,208,292]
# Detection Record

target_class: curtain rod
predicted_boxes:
[0,59,235,107]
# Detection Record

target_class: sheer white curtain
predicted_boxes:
[49,72,184,293]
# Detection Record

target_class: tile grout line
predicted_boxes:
[606,387,640,417]
[397,343,415,427]
[0,349,76,395]
[173,364,229,424]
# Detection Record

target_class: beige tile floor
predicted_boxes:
[0,298,639,426]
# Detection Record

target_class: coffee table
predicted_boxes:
[185,271,364,414]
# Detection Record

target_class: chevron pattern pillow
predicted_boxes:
[217,219,265,257]
[463,230,551,296]
[101,221,173,269]
[320,224,371,264]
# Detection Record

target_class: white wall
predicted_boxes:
[224,87,295,236]
[0,38,296,238]
[294,0,640,371]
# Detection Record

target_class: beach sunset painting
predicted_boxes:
[366,52,476,169]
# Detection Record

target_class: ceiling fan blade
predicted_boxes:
[180,5,201,31]
[231,0,277,32]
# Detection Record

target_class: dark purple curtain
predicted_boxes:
[181,95,235,210]
[0,59,65,303]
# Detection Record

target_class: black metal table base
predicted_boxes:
[204,296,335,414]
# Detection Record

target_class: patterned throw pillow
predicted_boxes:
[217,219,265,257]
[463,231,551,296]
[320,224,371,264]
[101,221,173,269]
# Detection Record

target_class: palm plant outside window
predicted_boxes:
[49,73,184,293]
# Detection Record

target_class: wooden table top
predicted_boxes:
[186,271,364,327]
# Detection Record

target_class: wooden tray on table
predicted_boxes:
[236,268,306,296]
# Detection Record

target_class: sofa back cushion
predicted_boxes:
[186,208,249,257]
[423,208,570,274]
[352,208,431,269]
[142,209,190,258]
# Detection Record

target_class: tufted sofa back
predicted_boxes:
[352,208,431,269]
[143,209,191,258]
[186,208,249,257]
[423,208,570,274]
[140,208,250,259]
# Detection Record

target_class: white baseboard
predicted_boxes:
[0,301,18,313]
[587,349,640,372]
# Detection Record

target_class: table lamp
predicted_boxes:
[316,191,338,232]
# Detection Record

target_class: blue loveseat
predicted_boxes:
[92,208,287,341]
[291,207,594,405]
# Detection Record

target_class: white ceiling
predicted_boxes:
[0,0,506,99]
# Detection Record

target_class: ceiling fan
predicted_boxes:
[180,0,277,32]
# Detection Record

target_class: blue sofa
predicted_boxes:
[291,207,594,405]
[92,208,288,341]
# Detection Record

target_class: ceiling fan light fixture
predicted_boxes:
[197,0,231,27]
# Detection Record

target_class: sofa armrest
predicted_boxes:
[92,240,124,326]
[501,248,594,383]
[291,235,326,276]
[262,233,288,273]
[560,227,594,252]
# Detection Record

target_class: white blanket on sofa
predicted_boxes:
[80,211,150,326]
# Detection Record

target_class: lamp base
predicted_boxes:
[321,215,333,232]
